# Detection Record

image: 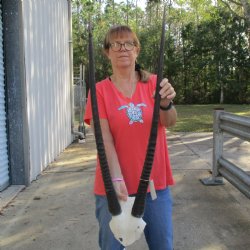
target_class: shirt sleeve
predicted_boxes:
[84,84,108,125]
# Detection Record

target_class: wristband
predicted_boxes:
[160,101,173,111]
[112,177,124,182]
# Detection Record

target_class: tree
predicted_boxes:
[71,0,250,104]
[220,0,250,48]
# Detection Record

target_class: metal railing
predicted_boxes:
[73,64,86,141]
[201,109,250,199]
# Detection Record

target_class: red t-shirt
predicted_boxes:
[84,74,174,195]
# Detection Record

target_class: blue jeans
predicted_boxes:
[95,187,173,250]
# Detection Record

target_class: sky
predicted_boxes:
[115,0,146,10]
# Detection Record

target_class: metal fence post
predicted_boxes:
[78,64,86,140]
[212,109,224,178]
[201,109,224,185]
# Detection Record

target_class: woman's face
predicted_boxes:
[105,33,140,70]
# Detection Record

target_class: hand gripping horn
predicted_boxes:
[88,5,167,247]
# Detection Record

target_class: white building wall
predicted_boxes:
[22,0,72,181]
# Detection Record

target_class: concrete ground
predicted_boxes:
[0,132,250,250]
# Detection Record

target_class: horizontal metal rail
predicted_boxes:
[220,113,250,127]
[219,112,250,141]
[218,167,250,198]
[218,157,250,198]
[219,125,250,141]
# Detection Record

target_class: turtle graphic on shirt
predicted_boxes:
[118,102,147,125]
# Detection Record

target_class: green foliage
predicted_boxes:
[72,0,250,104]
[169,104,250,132]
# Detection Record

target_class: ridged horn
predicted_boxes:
[132,4,167,218]
[88,22,121,216]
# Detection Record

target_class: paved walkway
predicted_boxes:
[0,132,250,250]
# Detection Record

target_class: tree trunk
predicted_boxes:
[220,82,224,104]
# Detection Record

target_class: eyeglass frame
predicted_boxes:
[109,41,136,52]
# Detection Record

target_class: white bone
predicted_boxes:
[109,197,146,247]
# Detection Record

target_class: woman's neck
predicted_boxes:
[112,73,136,84]
[110,69,138,98]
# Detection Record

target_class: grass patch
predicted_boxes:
[169,104,250,132]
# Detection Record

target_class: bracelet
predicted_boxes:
[160,101,173,111]
[112,177,124,182]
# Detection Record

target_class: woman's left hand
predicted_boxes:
[159,78,176,107]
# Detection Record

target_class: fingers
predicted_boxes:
[159,78,176,101]
[113,181,128,201]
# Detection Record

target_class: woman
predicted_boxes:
[84,25,177,250]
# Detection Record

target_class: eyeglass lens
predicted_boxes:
[110,42,134,51]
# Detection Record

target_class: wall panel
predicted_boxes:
[22,0,72,180]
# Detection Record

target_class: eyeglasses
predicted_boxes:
[109,41,135,52]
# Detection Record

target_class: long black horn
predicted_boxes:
[88,21,121,216]
[132,4,167,218]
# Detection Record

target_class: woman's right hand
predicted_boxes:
[113,180,128,201]
[98,119,128,201]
